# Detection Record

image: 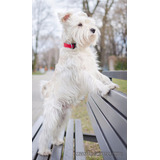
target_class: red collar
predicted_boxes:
[64,43,76,49]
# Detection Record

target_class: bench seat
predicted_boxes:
[32,117,86,160]
[32,71,127,160]
[32,89,127,160]
[87,90,127,160]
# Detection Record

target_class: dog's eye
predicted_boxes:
[78,23,82,27]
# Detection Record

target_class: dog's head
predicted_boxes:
[58,11,100,48]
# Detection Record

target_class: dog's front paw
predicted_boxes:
[100,86,110,96]
[55,139,64,146]
[38,148,51,156]
[109,83,119,90]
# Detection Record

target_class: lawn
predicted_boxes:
[113,78,127,94]
[32,71,45,75]
[71,78,127,160]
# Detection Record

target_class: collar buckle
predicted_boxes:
[64,43,76,49]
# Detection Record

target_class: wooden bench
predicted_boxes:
[32,71,127,160]
[87,71,127,160]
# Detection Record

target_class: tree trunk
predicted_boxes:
[33,32,39,72]
[33,53,37,72]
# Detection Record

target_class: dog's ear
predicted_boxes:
[78,11,88,17]
[58,12,72,23]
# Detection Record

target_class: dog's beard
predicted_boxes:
[72,28,98,48]
[89,34,97,45]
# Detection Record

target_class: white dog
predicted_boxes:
[38,11,118,156]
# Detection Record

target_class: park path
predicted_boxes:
[32,71,54,126]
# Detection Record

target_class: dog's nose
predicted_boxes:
[90,28,96,33]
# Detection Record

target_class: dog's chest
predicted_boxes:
[57,49,98,83]
[74,52,97,71]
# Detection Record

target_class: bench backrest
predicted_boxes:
[87,71,127,160]
[103,71,127,80]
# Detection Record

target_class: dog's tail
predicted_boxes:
[40,80,49,99]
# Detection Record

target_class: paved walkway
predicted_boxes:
[32,71,54,126]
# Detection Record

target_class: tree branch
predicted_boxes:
[85,0,90,14]
[90,0,100,16]
[108,0,114,11]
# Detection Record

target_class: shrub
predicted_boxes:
[115,57,127,70]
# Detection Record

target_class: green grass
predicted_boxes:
[113,78,127,94]
[71,98,102,160]
[32,71,45,75]
[71,78,127,159]
[71,97,93,133]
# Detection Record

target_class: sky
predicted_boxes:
[45,0,84,38]
[32,0,102,40]
[45,0,98,35]
[32,0,127,55]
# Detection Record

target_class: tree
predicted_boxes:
[41,47,59,70]
[112,0,127,56]
[32,0,53,72]
[82,0,100,17]
[82,0,115,67]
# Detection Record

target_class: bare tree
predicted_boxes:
[40,47,59,70]
[32,0,53,72]
[32,0,127,70]
[112,0,127,56]
[82,0,115,67]
[99,0,114,66]
[82,0,127,68]
[82,0,100,17]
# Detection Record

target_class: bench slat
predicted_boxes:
[103,90,127,118]
[87,102,115,160]
[36,153,50,160]
[89,97,127,160]
[32,126,42,160]
[50,130,65,160]
[75,119,86,160]
[63,119,74,160]
[91,94,127,145]
[32,116,43,141]
[103,71,127,80]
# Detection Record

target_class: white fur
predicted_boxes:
[38,11,118,156]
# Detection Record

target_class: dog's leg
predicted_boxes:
[38,106,61,156]
[81,71,115,96]
[51,128,65,146]
[53,107,71,146]
[96,71,119,89]
[96,71,112,85]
